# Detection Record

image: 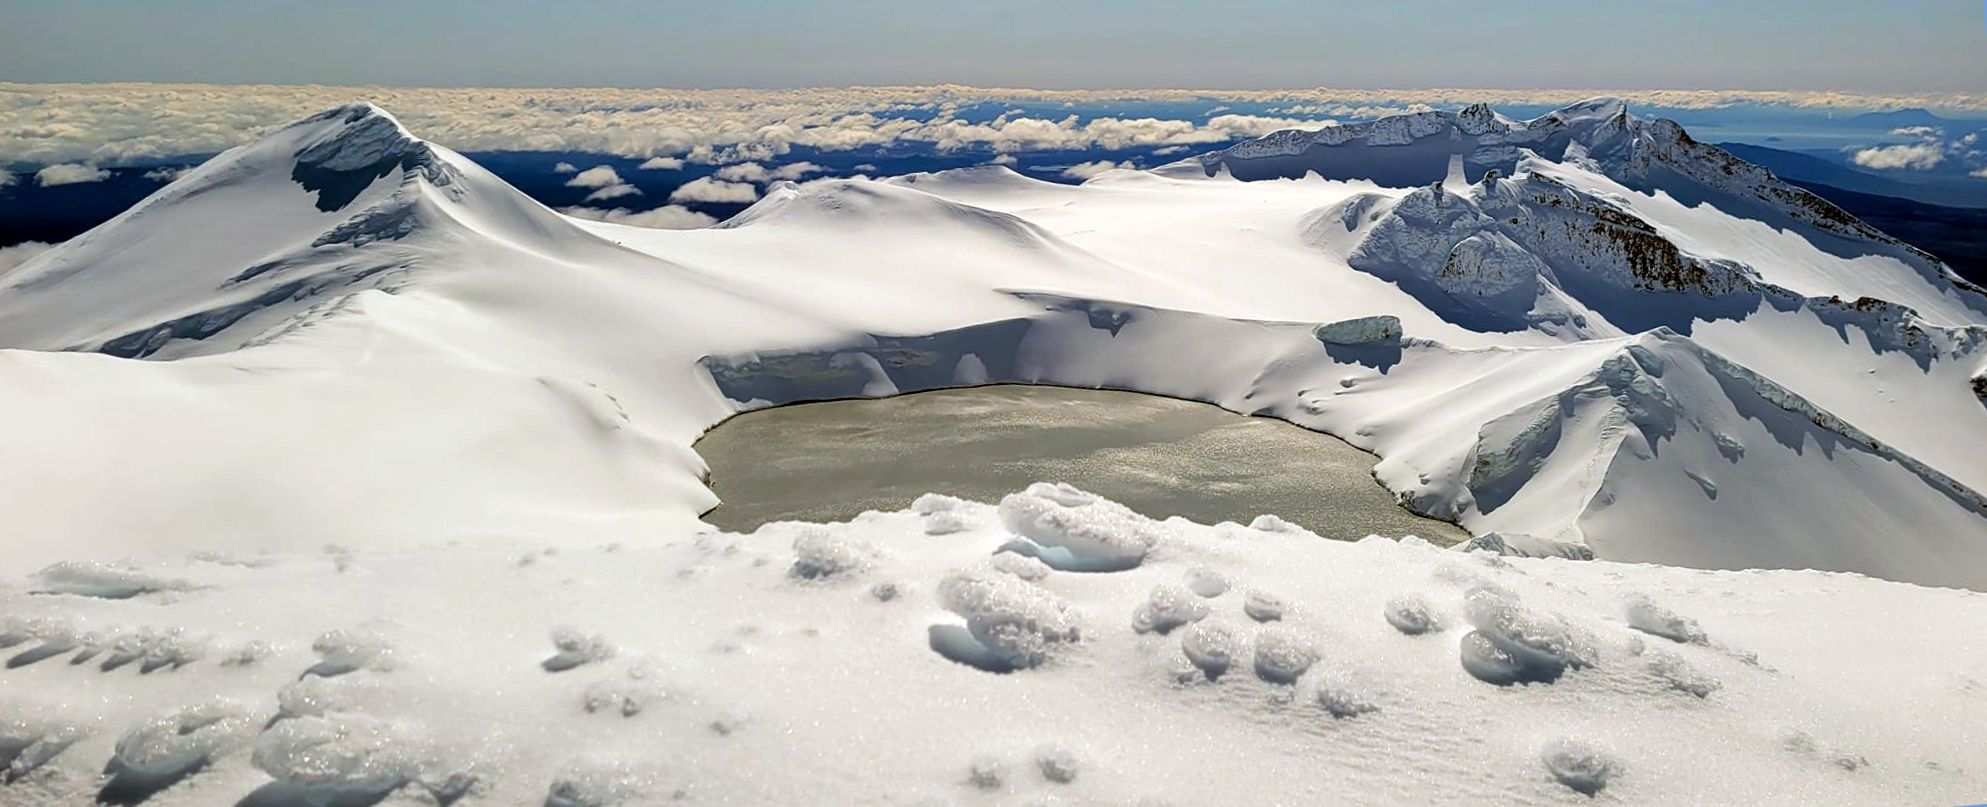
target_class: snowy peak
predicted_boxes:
[0,104,579,357]
[285,103,452,212]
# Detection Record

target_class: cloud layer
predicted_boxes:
[1851,128,1982,173]
[34,163,111,186]
[668,177,758,204]
[558,205,715,230]
[7,83,1987,168]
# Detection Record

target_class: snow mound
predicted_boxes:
[1242,589,1288,622]
[251,713,434,805]
[790,529,878,580]
[104,700,257,801]
[1624,595,1707,644]
[0,712,83,781]
[1458,587,1594,685]
[309,627,397,677]
[1541,738,1621,796]
[998,482,1162,572]
[543,626,616,672]
[1178,621,1242,681]
[1250,627,1319,684]
[1130,584,1211,635]
[1383,594,1440,635]
[931,568,1082,672]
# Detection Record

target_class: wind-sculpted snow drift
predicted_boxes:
[4,97,1987,803]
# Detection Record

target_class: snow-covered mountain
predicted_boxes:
[3,99,1987,804]
[9,99,1981,586]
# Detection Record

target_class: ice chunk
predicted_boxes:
[1242,590,1287,622]
[546,763,647,807]
[990,553,1051,582]
[34,561,193,599]
[104,700,256,801]
[1035,745,1080,784]
[1131,584,1211,635]
[1252,628,1318,684]
[913,494,973,535]
[790,528,876,580]
[544,626,615,672]
[930,569,1081,672]
[998,483,1160,572]
[1384,594,1440,635]
[1646,651,1720,698]
[583,665,665,718]
[1313,666,1381,719]
[1459,587,1594,685]
[1783,731,1868,771]
[1541,739,1620,795]
[967,754,1005,790]
[1183,567,1230,598]
[252,714,429,804]
[0,714,83,780]
[1179,622,1241,680]
[1247,514,1304,534]
[308,627,396,677]
[1624,595,1707,644]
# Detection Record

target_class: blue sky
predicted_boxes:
[1,0,1983,90]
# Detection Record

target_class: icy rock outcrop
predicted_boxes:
[998,483,1162,572]
[931,568,1081,672]
[1313,315,1403,347]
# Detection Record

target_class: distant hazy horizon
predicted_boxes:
[2,0,1984,92]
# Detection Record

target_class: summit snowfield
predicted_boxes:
[2,99,1987,804]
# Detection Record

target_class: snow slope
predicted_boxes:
[2,100,1986,586]
[0,490,1983,805]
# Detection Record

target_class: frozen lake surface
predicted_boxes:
[696,385,1469,544]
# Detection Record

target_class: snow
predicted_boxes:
[0,492,1982,804]
[1,98,1986,802]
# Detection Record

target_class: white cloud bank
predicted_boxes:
[558,205,715,230]
[0,241,55,276]
[668,177,758,204]
[1853,142,1946,170]
[563,165,624,189]
[1061,160,1134,180]
[6,83,1987,167]
[638,156,684,170]
[35,163,111,186]
[713,161,824,184]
